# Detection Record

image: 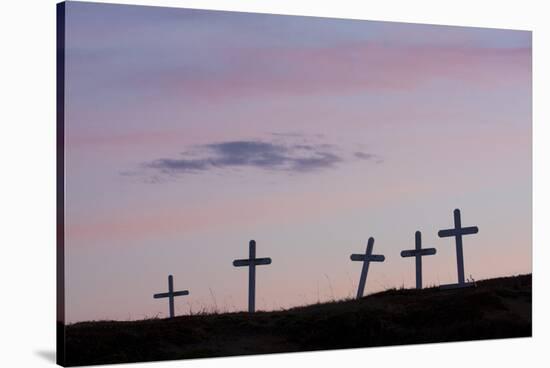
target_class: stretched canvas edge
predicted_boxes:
[56,2,66,366]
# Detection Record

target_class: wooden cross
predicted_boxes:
[233,240,272,313]
[400,231,437,289]
[350,237,385,299]
[438,208,479,287]
[153,275,189,318]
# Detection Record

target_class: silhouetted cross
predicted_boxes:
[153,275,189,318]
[438,208,479,287]
[233,240,272,313]
[401,231,437,289]
[350,237,385,299]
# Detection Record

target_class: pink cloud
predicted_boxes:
[65,171,473,246]
[142,42,530,101]
[67,42,530,150]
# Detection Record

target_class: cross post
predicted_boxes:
[233,240,272,313]
[400,231,437,289]
[350,237,385,299]
[153,275,189,318]
[438,208,479,287]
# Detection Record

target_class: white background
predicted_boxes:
[0,0,547,367]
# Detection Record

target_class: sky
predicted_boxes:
[63,1,532,323]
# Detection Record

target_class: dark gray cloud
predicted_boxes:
[131,136,381,182]
[354,151,384,164]
[354,152,374,160]
[144,140,344,175]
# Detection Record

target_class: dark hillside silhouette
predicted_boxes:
[65,274,531,366]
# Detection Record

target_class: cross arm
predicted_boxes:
[233,259,251,267]
[401,248,436,257]
[350,254,365,262]
[368,255,385,262]
[401,249,416,257]
[461,226,478,235]
[153,292,170,299]
[154,290,189,299]
[438,226,478,238]
[171,290,190,297]
[233,258,272,266]
[254,257,272,266]
[351,254,385,262]
[438,229,455,237]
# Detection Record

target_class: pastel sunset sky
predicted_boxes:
[63,2,531,322]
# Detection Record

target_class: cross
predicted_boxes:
[350,237,385,299]
[153,275,189,318]
[233,240,272,313]
[400,231,437,289]
[438,208,479,287]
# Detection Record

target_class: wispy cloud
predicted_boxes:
[354,151,384,164]
[354,152,374,160]
[113,43,530,104]
[132,135,378,180]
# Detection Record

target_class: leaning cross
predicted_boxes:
[401,231,437,289]
[350,237,385,299]
[438,208,479,288]
[153,275,189,318]
[233,240,272,313]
